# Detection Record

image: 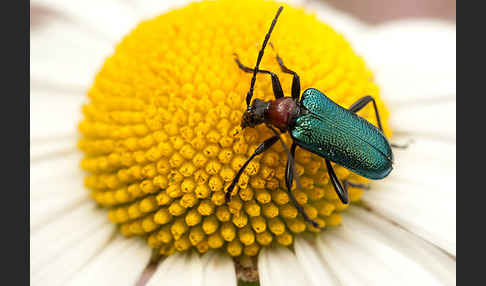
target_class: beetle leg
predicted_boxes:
[285,143,320,228]
[325,159,349,204]
[225,135,279,202]
[234,55,284,99]
[343,180,370,190]
[391,141,412,149]
[348,95,384,131]
[349,96,411,149]
[270,43,301,101]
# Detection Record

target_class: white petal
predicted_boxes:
[66,235,152,286]
[30,190,88,231]
[315,233,379,285]
[30,90,85,140]
[30,135,78,161]
[32,221,115,286]
[200,251,237,286]
[314,209,455,285]
[293,237,339,286]
[31,18,113,89]
[322,231,439,286]
[258,246,311,286]
[30,202,113,275]
[299,0,370,41]
[390,99,456,141]
[355,20,456,104]
[388,136,455,187]
[346,208,456,284]
[362,182,456,255]
[363,137,456,255]
[146,251,203,286]
[127,0,189,20]
[30,151,88,230]
[30,150,82,190]
[30,91,87,140]
[32,0,139,43]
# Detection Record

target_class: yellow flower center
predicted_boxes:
[78,0,392,257]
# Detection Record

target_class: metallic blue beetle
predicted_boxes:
[226,6,394,227]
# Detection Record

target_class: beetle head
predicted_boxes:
[241,99,270,129]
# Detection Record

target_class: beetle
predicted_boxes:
[225,6,397,227]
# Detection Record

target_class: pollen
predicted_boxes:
[79,0,392,257]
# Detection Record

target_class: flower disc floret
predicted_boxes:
[79,0,392,257]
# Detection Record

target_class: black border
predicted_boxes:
[3,0,29,284]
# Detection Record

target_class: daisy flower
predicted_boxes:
[30,0,456,285]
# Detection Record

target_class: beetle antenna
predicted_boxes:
[246,6,284,106]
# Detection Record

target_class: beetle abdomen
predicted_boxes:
[291,88,393,180]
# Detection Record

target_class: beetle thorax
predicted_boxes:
[267,97,299,132]
[241,97,299,132]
